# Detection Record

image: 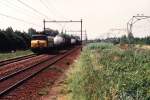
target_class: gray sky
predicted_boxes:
[0,0,150,39]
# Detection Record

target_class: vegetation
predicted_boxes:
[0,27,31,51]
[0,27,60,52]
[28,28,59,37]
[0,50,33,61]
[120,34,150,45]
[93,33,150,45]
[67,43,150,100]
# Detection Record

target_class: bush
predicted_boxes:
[86,42,114,50]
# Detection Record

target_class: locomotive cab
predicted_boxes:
[31,35,48,52]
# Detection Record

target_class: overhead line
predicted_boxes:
[39,0,66,28]
[0,13,42,27]
[45,0,68,20]
[1,0,43,20]
[0,0,35,19]
[17,0,49,19]
[40,0,52,15]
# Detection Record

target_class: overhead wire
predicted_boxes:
[39,0,54,17]
[0,0,46,29]
[0,13,42,27]
[17,0,50,19]
[0,0,70,31]
[46,0,68,20]
[39,0,67,31]
[47,0,83,33]
[0,0,41,21]
[3,0,44,20]
[40,0,67,20]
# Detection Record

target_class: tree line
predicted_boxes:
[94,33,150,45]
[0,27,60,52]
[0,27,31,51]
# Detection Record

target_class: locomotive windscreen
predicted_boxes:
[32,35,47,40]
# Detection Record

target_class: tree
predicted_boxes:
[0,31,10,51]
[0,27,32,51]
[128,32,134,44]
[14,31,29,49]
[5,27,16,50]
[45,28,59,36]
[144,36,150,44]
[120,35,128,44]
[28,28,37,36]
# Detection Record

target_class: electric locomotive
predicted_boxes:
[31,35,47,49]
[31,34,54,53]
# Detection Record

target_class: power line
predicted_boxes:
[46,0,68,20]
[17,0,50,19]
[40,0,53,16]
[39,0,64,27]
[1,0,44,20]
[39,0,68,29]
[40,0,59,19]
[0,13,42,27]
[0,0,39,20]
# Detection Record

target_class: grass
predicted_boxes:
[0,50,33,61]
[66,43,150,100]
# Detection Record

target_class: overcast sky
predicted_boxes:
[0,0,150,39]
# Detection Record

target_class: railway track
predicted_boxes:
[0,54,36,67]
[0,47,80,98]
[0,54,51,77]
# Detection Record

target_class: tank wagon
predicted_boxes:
[31,34,80,53]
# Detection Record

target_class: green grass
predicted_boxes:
[0,50,33,61]
[66,43,150,100]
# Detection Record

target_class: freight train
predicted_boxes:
[31,33,80,53]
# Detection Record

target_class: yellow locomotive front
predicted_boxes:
[31,40,47,48]
[31,35,48,52]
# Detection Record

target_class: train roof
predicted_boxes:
[31,34,47,37]
[31,34,48,40]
